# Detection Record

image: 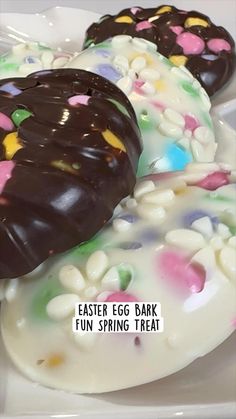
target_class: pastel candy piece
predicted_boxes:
[68,95,90,106]
[3,132,23,159]
[66,36,216,176]
[196,171,230,190]
[1,166,236,393]
[0,160,15,193]
[207,38,231,53]
[0,112,14,131]
[0,82,21,96]
[176,32,205,55]
[0,42,72,79]
[83,6,235,96]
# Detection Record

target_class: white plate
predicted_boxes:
[0,4,236,419]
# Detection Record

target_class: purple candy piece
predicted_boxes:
[183,210,219,228]
[119,242,142,250]
[95,64,122,83]
[95,49,111,58]
[0,82,21,96]
[24,56,37,64]
[118,213,138,223]
[138,228,160,244]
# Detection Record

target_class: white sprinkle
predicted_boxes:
[19,63,43,75]
[141,188,175,207]
[191,216,213,239]
[53,56,69,68]
[12,43,26,54]
[194,126,215,144]
[5,278,19,302]
[41,51,54,67]
[159,121,183,139]
[228,236,236,248]
[184,129,192,138]
[96,291,111,302]
[113,54,129,76]
[142,81,156,95]
[117,76,133,95]
[101,267,120,291]
[126,198,137,209]
[171,66,192,81]
[191,246,216,269]
[165,229,206,251]
[127,68,137,79]
[74,331,97,351]
[186,162,219,173]
[219,246,236,280]
[177,137,190,150]
[148,15,160,23]
[134,180,155,199]
[136,204,166,222]
[112,35,132,47]
[86,251,108,282]
[131,56,147,72]
[132,37,149,50]
[84,286,98,299]
[191,140,207,162]
[210,235,224,250]
[164,108,185,128]
[113,218,132,233]
[113,204,122,216]
[59,265,85,293]
[46,294,80,320]
[139,68,160,81]
[217,223,231,239]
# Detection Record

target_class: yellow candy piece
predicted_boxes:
[51,160,80,175]
[185,17,209,28]
[3,132,23,159]
[115,16,133,24]
[46,353,65,368]
[169,55,188,67]
[156,6,172,14]
[154,79,166,91]
[102,129,126,152]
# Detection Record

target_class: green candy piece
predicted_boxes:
[0,62,18,72]
[108,98,130,118]
[73,235,104,256]
[204,193,235,203]
[118,264,134,291]
[11,109,33,126]
[30,277,64,322]
[181,81,199,97]
[139,111,156,131]
[229,225,236,235]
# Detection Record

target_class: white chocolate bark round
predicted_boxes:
[65,36,217,176]
[1,164,236,393]
[0,42,72,78]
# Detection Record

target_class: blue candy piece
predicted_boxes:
[138,228,160,244]
[0,82,21,96]
[95,64,122,83]
[24,56,38,64]
[156,143,192,172]
[183,210,219,229]
[118,213,138,223]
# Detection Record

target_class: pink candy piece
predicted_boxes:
[105,291,138,303]
[184,114,200,131]
[0,161,15,194]
[158,250,206,295]
[196,171,230,190]
[176,32,205,55]
[207,38,231,53]
[136,21,153,31]
[0,112,14,131]
[131,7,141,15]
[68,95,90,106]
[151,100,166,111]
[134,79,145,94]
[170,25,184,35]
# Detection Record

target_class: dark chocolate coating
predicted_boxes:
[84,5,236,96]
[0,69,142,279]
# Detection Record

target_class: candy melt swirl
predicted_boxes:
[67,36,217,176]
[84,4,235,96]
[0,69,141,279]
[1,163,235,393]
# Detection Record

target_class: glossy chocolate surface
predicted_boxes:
[0,69,142,279]
[84,5,236,96]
